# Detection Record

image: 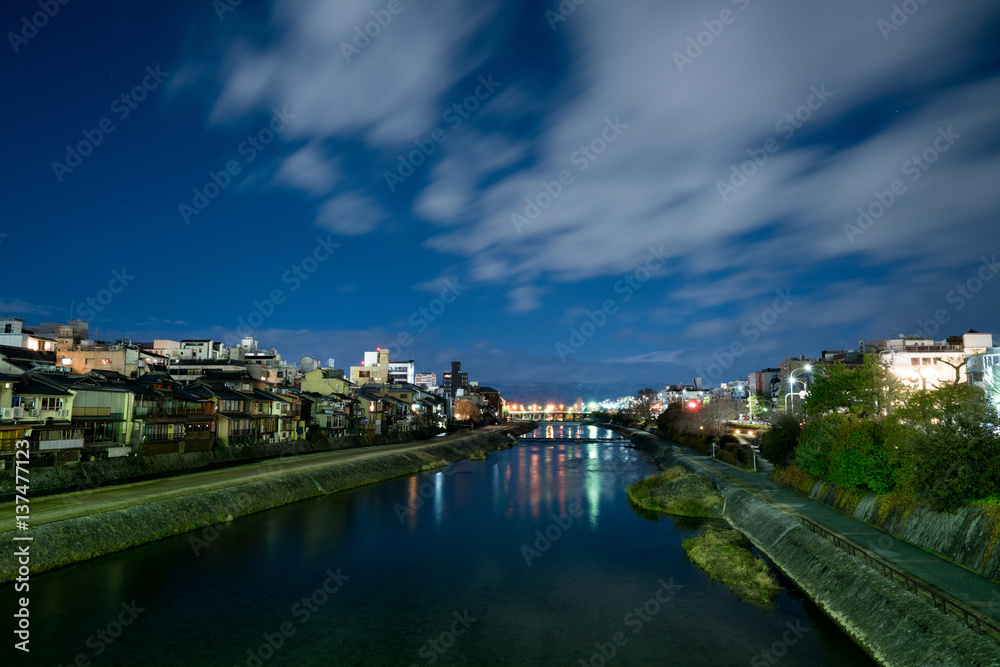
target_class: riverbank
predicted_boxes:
[0,427,444,498]
[611,424,1000,666]
[0,422,536,584]
[771,465,1000,582]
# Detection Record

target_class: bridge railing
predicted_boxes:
[798,516,1000,639]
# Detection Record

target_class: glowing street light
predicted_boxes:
[785,364,812,413]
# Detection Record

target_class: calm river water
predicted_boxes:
[16,424,874,666]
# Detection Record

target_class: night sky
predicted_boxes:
[2,0,999,387]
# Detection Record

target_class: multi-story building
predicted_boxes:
[0,318,57,352]
[55,344,143,376]
[388,359,415,385]
[862,330,994,391]
[442,361,468,397]
[414,372,437,389]
[350,348,389,385]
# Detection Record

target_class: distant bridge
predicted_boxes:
[508,410,593,422]
[517,436,628,444]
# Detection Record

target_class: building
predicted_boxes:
[863,330,994,391]
[301,368,354,397]
[414,372,437,389]
[442,361,468,397]
[350,348,390,385]
[388,359,415,385]
[0,318,57,352]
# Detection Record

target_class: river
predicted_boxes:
[17,423,874,665]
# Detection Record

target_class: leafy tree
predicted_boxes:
[803,352,902,420]
[795,413,901,493]
[633,388,659,424]
[759,412,802,467]
[895,383,1000,510]
[656,403,686,434]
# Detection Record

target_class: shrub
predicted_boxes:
[717,449,738,465]
[718,434,740,448]
[796,414,899,494]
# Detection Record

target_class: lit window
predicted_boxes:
[102,359,113,365]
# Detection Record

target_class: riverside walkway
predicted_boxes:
[0,426,524,534]
[628,428,1000,637]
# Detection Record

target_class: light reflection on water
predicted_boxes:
[17,424,876,666]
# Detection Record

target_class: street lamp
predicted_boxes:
[784,364,812,413]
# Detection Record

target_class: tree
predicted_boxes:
[759,413,802,467]
[454,399,481,424]
[633,388,658,424]
[895,383,1000,510]
[747,391,770,421]
[803,352,902,420]
[698,398,737,436]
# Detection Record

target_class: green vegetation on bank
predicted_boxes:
[682,529,781,608]
[626,466,724,518]
[766,352,1000,512]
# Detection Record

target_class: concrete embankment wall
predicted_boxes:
[618,427,1000,666]
[0,428,441,497]
[0,424,535,584]
[789,475,1000,582]
[724,485,1000,666]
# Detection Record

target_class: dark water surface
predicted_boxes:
[14,424,875,666]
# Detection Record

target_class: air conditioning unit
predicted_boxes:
[29,409,40,417]
[12,407,24,418]
[59,409,70,417]
[1,408,12,420]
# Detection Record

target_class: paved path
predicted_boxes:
[642,430,1000,628]
[0,429,507,534]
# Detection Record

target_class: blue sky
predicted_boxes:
[2,0,999,388]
